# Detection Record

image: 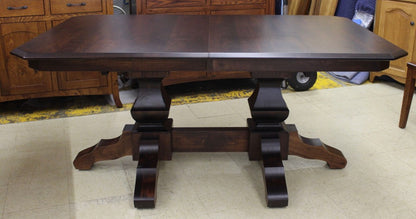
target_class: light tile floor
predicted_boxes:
[1,82,416,218]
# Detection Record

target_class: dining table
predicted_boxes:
[11,14,407,209]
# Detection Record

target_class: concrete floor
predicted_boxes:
[1,82,415,218]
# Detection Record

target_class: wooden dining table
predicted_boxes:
[12,15,406,209]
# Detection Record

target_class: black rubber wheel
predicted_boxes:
[287,72,317,91]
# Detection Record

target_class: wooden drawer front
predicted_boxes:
[211,8,265,14]
[211,0,265,6]
[0,0,45,17]
[147,0,206,9]
[146,9,207,14]
[50,0,103,14]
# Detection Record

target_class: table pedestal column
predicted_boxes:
[73,73,172,209]
[247,78,290,207]
[72,75,347,209]
[130,76,172,208]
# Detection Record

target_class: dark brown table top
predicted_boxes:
[12,15,407,73]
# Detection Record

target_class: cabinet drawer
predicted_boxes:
[146,9,207,14]
[147,0,206,9]
[50,0,103,14]
[211,8,265,14]
[0,0,45,17]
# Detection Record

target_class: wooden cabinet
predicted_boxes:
[130,0,274,85]
[133,0,273,15]
[0,22,52,96]
[0,0,122,107]
[371,0,416,84]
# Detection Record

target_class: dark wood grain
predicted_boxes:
[261,138,288,207]
[73,125,137,170]
[12,15,209,59]
[129,76,173,208]
[248,78,289,122]
[247,78,289,207]
[130,0,273,86]
[209,58,391,72]
[28,58,208,72]
[285,124,347,169]
[12,15,407,209]
[208,16,405,59]
[247,119,289,161]
[134,138,159,209]
[171,128,248,152]
[12,15,406,74]
[130,76,171,131]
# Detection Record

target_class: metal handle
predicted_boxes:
[66,2,87,7]
[7,5,28,10]
[411,21,415,26]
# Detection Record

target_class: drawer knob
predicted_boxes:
[7,5,28,10]
[66,2,87,7]
[411,21,415,26]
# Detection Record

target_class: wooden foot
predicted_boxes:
[261,138,288,207]
[73,125,136,170]
[285,124,347,169]
[134,138,159,209]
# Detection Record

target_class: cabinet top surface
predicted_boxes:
[12,15,407,61]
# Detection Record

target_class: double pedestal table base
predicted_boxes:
[73,76,347,208]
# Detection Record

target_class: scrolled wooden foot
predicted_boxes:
[73,125,136,170]
[285,124,347,169]
[134,138,159,209]
[261,138,288,207]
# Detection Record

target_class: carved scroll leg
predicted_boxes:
[111,72,123,108]
[285,124,347,169]
[261,137,288,207]
[134,138,159,209]
[73,125,135,170]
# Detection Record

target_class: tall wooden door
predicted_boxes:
[376,0,416,79]
[0,22,53,95]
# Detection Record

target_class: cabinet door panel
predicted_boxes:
[0,22,53,95]
[377,1,416,78]
[57,71,108,90]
